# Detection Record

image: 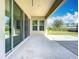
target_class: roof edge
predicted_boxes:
[45,0,65,19]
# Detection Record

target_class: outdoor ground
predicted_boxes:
[8,34,78,59]
[47,30,78,37]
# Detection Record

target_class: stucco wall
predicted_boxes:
[0,0,5,59]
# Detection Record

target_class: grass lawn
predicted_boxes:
[5,31,10,35]
[47,30,78,37]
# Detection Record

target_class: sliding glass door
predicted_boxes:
[5,0,11,53]
[5,0,30,53]
[25,15,30,38]
[13,2,23,47]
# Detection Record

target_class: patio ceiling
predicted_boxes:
[15,0,64,19]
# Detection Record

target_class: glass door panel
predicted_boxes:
[13,2,23,47]
[5,0,11,53]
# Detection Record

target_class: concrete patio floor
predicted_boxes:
[7,34,78,59]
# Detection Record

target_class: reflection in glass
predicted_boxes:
[39,20,45,31]
[13,2,23,47]
[5,0,11,53]
[25,15,30,38]
[32,20,38,31]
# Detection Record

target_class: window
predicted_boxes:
[39,20,45,31]
[32,20,38,31]
[16,20,20,29]
[25,15,30,38]
[5,0,11,53]
[5,0,30,54]
[32,20,45,31]
[13,2,23,47]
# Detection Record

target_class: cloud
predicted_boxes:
[47,12,78,27]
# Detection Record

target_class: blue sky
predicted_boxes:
[49,0,78,17]
[47,0,78,26]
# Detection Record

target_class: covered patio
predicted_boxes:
[2,0,77,59]
[7,34,77,59]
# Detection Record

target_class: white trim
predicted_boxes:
[38,20,39,31]
[6,36,30,59]
[23,13,25,40]
[11,0,14,50]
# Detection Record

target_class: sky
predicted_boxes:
[50,0,78,17]
[47,0,78,26]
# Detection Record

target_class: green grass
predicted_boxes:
[47,30,78,37]
[5,31,10,35]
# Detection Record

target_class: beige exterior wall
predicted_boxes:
[0,0,5,59]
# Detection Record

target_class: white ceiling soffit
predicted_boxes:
[15,0,63,19]
[30,0,55,16]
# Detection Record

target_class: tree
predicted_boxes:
[53,19,63,31]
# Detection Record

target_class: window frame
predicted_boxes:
[32,20,38,31]
[5,0,12,53]
[39,20,45,31]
